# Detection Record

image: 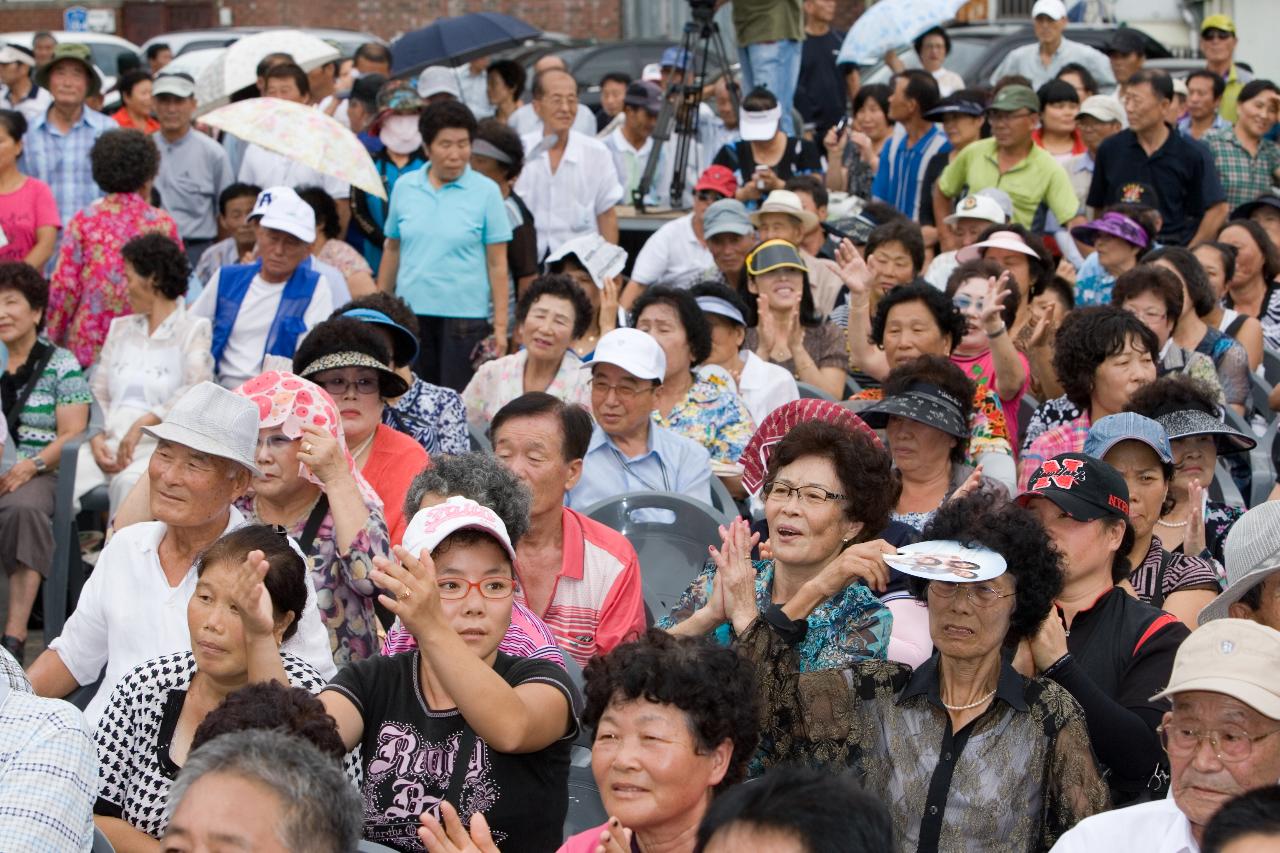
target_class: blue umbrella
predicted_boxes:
[391,12,541,78]
[837,0,966,66]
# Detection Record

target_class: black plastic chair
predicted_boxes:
[468,423,492,453]
[582,491,723,620]
[92,826,116,852]
[563,762,608,840]
[796,381,835,402]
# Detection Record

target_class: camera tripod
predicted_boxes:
[634,1,739,213]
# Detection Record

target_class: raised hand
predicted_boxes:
[1183,479,1208,558]
[600,276,620,334]
[807,539,898,598]
[709,517,760,634]
[1028,301,1057,349]
[981,271,1015,335]
[297,422,349,486]
[371,544,448,643]
[228,549,277,639]
[756,293,780,356]
[418,802,501,853]
[835,238,872,298]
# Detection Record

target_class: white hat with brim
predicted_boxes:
[1200,502,1280,623]
[417,66,460,99]
[750,189,820,232]
[956,232,1042,263]
[249,186,316,244]
[944,193,1008,226]
[1150,619,1280,719]
[403,496,517,564]
[586,327,666,382]
[142,381,262,475]
[0,46,33,67]
[739,105,781,141]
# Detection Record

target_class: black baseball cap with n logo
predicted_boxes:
[1015,452,1130,522]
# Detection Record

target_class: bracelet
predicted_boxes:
[1042,652,1073,678]
[985,323,1007,339]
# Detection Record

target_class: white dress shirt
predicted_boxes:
[1049,796,1198,853]
[48,506,337,727]
[238,142,350,200]
[516,129,624,258]
[629,213,713,289]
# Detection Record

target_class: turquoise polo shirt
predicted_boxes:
[384,165,513,318]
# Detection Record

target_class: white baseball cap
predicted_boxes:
[403,496,517,564]
[1078,94,1125,124]
[587,327,667,382]
[944,192,1009,226]
[0,46,33,67]
[249,186,316,244]
[416,66,460,99]
[1031,0,1067,20]
[739,104,781,141]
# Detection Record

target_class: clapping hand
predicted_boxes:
[1183,480,1208,558]
[1028,301,1057,349]
[709,517,760,635]
[418,802,501,853]
[587,817,633,853]
[600,277,620,334]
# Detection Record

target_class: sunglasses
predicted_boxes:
[1201,29,1233,41]
[696,190,726,203]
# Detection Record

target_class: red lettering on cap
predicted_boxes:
[1108,494,1129,515]
[1032,458,1086,491]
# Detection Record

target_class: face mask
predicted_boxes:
[379,114,422,155]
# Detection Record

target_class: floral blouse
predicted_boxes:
[46,192,182,368]
[235,493,390,665]
[462,348,591,430]
[316,238,372,279]
[383,375,469,456]
[653,372,756,465]
[657,559,891,672]
[738,619,1109,851]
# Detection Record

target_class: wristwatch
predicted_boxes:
[31,456,47,474]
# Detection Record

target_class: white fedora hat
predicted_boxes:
[143,382,262,475]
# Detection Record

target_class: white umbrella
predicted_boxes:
[195,29,341,113]
[837,0,967,66]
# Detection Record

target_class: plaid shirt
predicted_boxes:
[1019,412,1091,491]
[1205,128,1280,210]
[18,107,112,228]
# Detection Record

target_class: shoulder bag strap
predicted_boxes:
[1150,549,1173,611]
[5,342,53,440]
[298,494,330,555]
[443,728,479,814]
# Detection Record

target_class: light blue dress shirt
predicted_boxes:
[567,422,713,511]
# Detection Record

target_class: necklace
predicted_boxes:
[348,430,376,464]
[1156,517,1190,528]
[941,688,996,711]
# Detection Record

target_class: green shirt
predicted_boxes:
[732,0,803,46]
[937,139,1081,228]
[1205,128,1280,210]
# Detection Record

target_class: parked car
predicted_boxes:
[0,30,140,91]
[140,27,381,60]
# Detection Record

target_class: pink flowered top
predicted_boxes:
[461,348,592,430]
[46,192,182,368]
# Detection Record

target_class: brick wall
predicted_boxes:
[0,4,121,34]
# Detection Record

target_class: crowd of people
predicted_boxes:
[3,0,1280,850]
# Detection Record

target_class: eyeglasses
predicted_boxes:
[952,295,987,313]
[1158,721,1280,763]
[1128,308,1168,323]
[256,434,299,453]
[316,376,380,397]
[695,190,725,204]
[927,581,1015,606]
[763,480,846,506]
[590,378,654,401]
[436,577,515,600]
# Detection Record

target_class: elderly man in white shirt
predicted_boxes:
[25,382,335,726]
[508,55,597,138]
[1050,619,1280,853]
[516,67,624,259]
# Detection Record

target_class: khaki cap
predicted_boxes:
[1151,619,1280,719]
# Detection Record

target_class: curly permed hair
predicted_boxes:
[91,129,159,193]
[191,681,347,761]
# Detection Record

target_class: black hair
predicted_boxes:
[1126,374,1221,423]
[1053,305,1159,410]
[631,285,714,367]
[431,528,514,572]
[1194,240,1237,286]
[145,43,171,61]
[696,766,894,853]
[859,199,907,226]
[191,681,347,760]
[896,68,941,115]
[910,489,1065,644]
[263,62,310,97]
[475,117,525,180]
[784,174,828,209]
[91,129,159,193]
[1056,62,1099,96]
[1238,579,1266,612]
[913,25,951,56]
[1127,69,1174,101]
[1220,219,1280,284]
[117,68,151,99]
[254,52,293,80]
[1203,787,1280,853]
[337,291,418,334]
[867,220,926,275]
[196,524,308,642]
[870,282,968,351]
[741,86,778,112]
[1186,69,1226,99]
[0,109,27,144]
[946,258,1021,328]
[993,74,1035,94]
[1144,246,1216,317]
[1113,265,1184,321]
[973,222,1055,293]
[764,420,900,537]
[882,355,974,463]
[487,59,527,97]
[600,71,632,88]
[1238,79,1280,106]
[515,273,593,341]
[122,233,190,301]
[1037,78,1079,106]
[354,42,391,67]
[582,630,760,792]
[853,83,891,119]
[295,185,340,240]
[419,98,477,148]
[491,392,593,463]
[0,262,47,327]
[219,182,261,216]
[1031,274,1075,314]
[292,315,392,375]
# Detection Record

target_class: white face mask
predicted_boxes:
[379,114,423,155]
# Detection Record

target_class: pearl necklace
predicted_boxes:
[941,688,996,711]
[1156,516,1190,529]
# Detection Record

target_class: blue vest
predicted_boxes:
[210,260,320,368]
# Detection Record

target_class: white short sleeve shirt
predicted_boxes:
[516,130,624,258]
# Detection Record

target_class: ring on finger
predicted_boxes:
[302,442,313,453]
[398,586,411,601]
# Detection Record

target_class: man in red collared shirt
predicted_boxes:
[492,392,646,665]
[1017,451,1189,806]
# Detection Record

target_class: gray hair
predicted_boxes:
[404,453,531,545]
[164,729,361,853]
